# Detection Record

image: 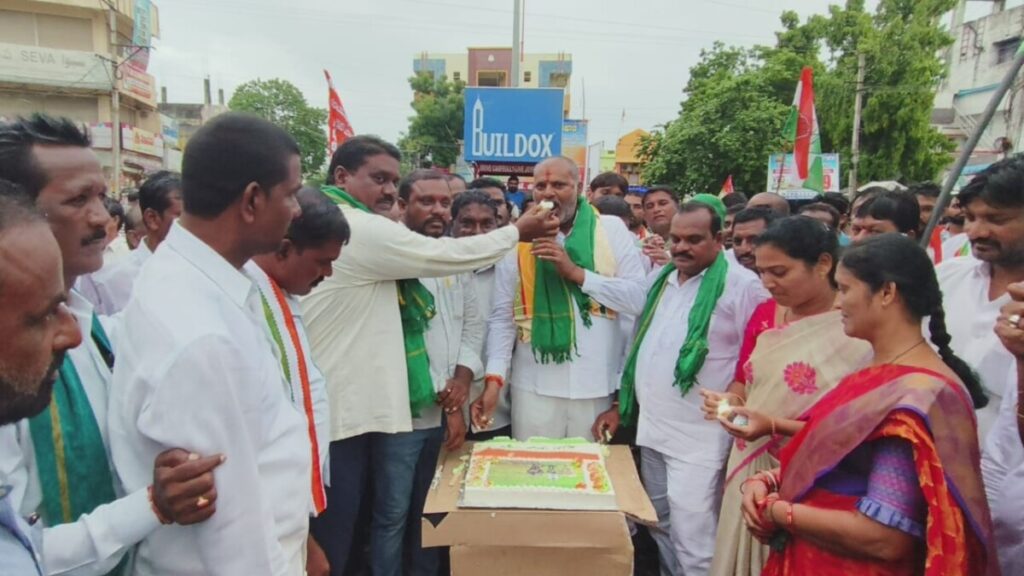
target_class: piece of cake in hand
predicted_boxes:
[460,437,617,511]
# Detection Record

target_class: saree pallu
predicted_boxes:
[763,365,999,576]
[711,307,870,576]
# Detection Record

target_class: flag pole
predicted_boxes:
[774,152,786,194]
[920,45,1024,248]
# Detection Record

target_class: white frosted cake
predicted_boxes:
[460,437,617,511]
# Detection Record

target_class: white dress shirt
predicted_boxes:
[87,241,153,315]
[981,384,1024,576]
[936,256,1015,442]
[301,205,521,440]
[635,260,768,466]
[941,232,971,260]
[246,261,331,498]
[486,215,647,399]
[413,273,485,431]
[462,266,513,432]
[108,223,310,576]
[0,291,159,576]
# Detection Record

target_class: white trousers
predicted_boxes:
[641,447,724,576]
[510,387,612,440]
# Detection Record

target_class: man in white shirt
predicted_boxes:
[595,197,768,576]
[936,155,1024,443]
[108,112,310,575]
[248,187,349,576]
[452,191,513,439]
[303,136,557,576]
[396,171,484,575]
[477,156,646,440]
[989,283,1024,576]
[0,114,221,576]
[0,189,83,576]
[87,170,183,315]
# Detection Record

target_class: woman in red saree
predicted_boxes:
[741,234,998,576]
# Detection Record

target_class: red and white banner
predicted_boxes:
[324,70,354,154]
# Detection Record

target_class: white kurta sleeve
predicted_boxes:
[456,274,485,379]
[136,335,288,575]
[580,216,647,316]
[343,210,520,283]
[485,252,519,379]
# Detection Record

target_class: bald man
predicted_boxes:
[745,192,791,216]
[477,156,647,440]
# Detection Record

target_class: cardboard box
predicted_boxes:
[422,444,658,576]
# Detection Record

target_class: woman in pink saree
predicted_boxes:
[705,216,871,576]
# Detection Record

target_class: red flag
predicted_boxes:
[719,175,734,198]
[324,70,355,154]
[929,226,945,264]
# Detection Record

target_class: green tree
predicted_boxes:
[642,0,956,194]
[229,78,328,180]
[398,74,465,170]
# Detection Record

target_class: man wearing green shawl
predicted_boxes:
[593,197,768,576]
[302,136,558,575]
[0,114,221,576]
[475,157,647,441]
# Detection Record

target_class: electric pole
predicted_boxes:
[849,52,866,194]
[108,4,121,196]
[511,0,522,87]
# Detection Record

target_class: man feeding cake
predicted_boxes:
[593,196,768,576]
[473,156,646,440]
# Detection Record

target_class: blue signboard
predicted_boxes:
[463,87,564,163]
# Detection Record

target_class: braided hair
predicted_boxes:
[840,234,988,409]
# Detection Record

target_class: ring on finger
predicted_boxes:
[196,496,209,508]
[1010,313,1023,329]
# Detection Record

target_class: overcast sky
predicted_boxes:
[150,0,1011,151]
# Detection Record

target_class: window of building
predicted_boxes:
[524,71,532,83]
[548,72,569,88]
[477,71,507,87]
[453,71,461,82]
[995,37,1021,64]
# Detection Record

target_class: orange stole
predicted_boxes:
[762,412,986,576]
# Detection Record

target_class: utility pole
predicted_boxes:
[511,0,522,87]
[849,52,866,194]
[108,4,121,196]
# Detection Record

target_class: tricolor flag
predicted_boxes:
[719,175,734,198]
[782,66,823,193]
[324,70,355,154]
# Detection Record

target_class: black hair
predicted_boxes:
[181,112,300,218]
[679,200,722,235]
[591,195,632,221]
[851,186,890,212]
[721,191,749,209]
[124,189,139,203]
[326,135,401,185]
[287,187,350,250]
[138,170,182,215]
[840,234,987,409]
[0,179,44,229]
[733,206,778,229]
[398,169,449,202]
[821,191,850,217]
[589,172,629,196]
[103,197,125,232]
[726,203,746,216]
[853,190,920,235]
[958,154,1024,209]
[756,215,839,285]
[644,186,679,205]
[507,175,520,183]
[908,181,940,199]
[452,190,500,220]
[798,201,842,229]
[468,177,506,193]
[0,114,91,198]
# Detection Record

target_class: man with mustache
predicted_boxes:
[247,187,350,576]
[0,115,223,576]
[476,156,647,441]
[0,187,82,575]
[729,207,778,273]
[395,170,483,575]
[937,154,1024,444]
[303,137,558,575]
[595,197,767,576]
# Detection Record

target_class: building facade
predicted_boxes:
[0,0,162,192]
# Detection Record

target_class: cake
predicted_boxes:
[459,437,617,511]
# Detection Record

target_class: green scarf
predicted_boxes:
[532,197,598,364]
[321,186,437,416]
[28,315,127,575]
[619,252,729,425]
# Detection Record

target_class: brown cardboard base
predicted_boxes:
[451,544,634,576]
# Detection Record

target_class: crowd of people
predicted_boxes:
[0,110,1021,576]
